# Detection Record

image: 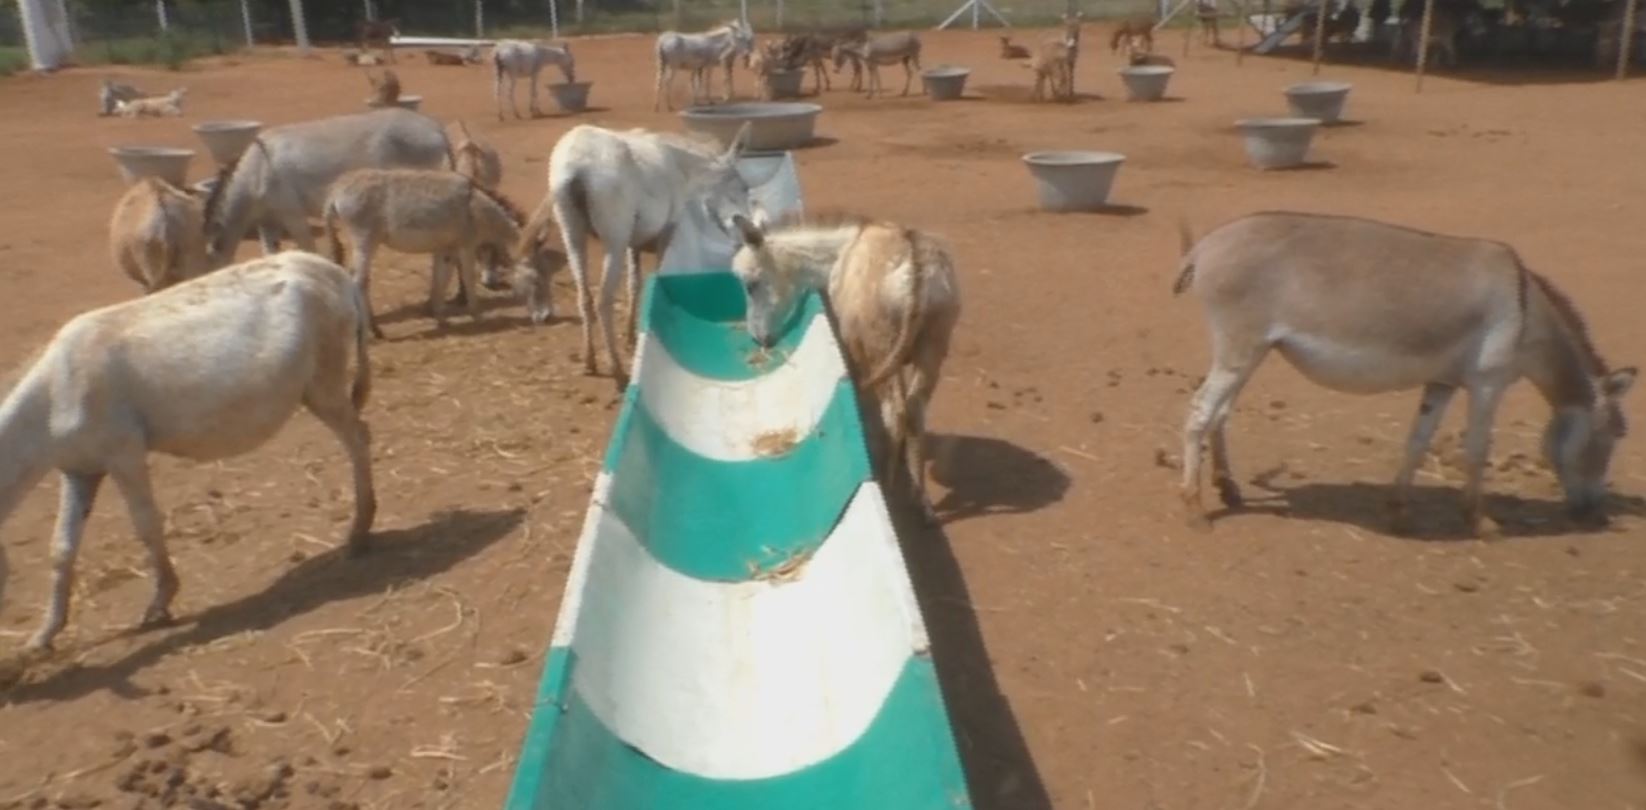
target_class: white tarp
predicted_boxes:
[658,151,805,276]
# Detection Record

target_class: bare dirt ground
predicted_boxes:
[1,27,1644,810]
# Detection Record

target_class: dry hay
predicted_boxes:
[750,427,800,457]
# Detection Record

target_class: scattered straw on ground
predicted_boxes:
[750,427,800,457]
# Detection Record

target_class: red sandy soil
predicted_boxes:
[1,27,1645,810]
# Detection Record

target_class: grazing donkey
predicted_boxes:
[0,251,376,652]
[833,32,923,98]
[323,168,557,336]
[730,212,961,524]
[1028,29,1078,101]
[204,107,454,268]
[1174,212,1636,537]
[490,39,576,120]
[108,177,213,293]
[653,20,755,111]
[517,123,758,385]
[98,77,145,116]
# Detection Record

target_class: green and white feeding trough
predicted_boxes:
[502,271,973,810]
[108,146,195,187]
[921,66,971,100]
[549,81,593,112]
[763,69,806,100]
[1118,65,1174,101]
[1236,117,1322,170]
[191,120,261,167]
[681,102,823,151]
[1022,150,1126,211]
[1283,81,1351,124]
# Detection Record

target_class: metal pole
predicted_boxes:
[740,0,750,26]
[241,0,254,45]
[1311,0,1328,74]
[1237,0,1248,63]
[777,0,785,29]
[973,0,980,28]
[1618,0,1639,78]
[551,0,560,39]
[1414,0,1435,90]
[18,0,74,70]
[577,0,585,24]
[363,0,376,21]
[288,0,310,54]
[875,0,885,25]
[476,0,484,36]
[157,0,170,32]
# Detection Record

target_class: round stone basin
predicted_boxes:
[1235,117,1322,170]
[680,102,823,151]
[922,66,971,100]
[109,146,195,187]
[192,120,261,166]
[1284,81,1352,124]
[1021,150,1127,212]
[1118,65,1174,101]
[549,81,593,112]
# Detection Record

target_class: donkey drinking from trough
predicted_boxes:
[730,212,961,524]
[323,168,559,337]
[517,123,758,386]
[653,21,755,111]
[491,39,576,120]
[1174,211,1635,537]
[0,251,376,652]
[204,107,454,268]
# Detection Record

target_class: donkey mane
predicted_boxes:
[471,181,526,226]
[201,160,236,236]
[1526,270,1608,375]
[766,208,877,233]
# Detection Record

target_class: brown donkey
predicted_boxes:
[1174,212,1635,537]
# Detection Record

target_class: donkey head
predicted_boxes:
[686,122,757,241]
[1544,366,1637,520]
[730,213,810,350]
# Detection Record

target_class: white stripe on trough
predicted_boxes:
[559,479,928,780]
[634,318,845,462]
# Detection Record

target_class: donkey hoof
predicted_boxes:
[1214,478,1244,509]
[138,608,175,630]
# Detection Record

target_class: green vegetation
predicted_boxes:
[0,46,28,76]
[79,31,232,71]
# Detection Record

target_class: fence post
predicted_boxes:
[476,0,484,36]
[1618,0,1639,79]
[289,0,311,54]
[156,0,170,32]
[241,0,255,46]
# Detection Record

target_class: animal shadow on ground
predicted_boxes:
[928,433,1070,523]
[1,508,523,705]
[1220,467,1646,540]
[374,289,524,327]
[889,504,1054,810]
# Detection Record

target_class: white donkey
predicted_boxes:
[0,252,375,652]
[1175,211,1635,537]
[204,107,454,268]
[491,39,576,120]
[517,123,758,386]
[653,20,754,111]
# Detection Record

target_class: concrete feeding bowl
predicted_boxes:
[1118,66,1174,101]
[549,81,592,112]
[680,102,822,151]
[1021,150,1126,212]
[1236,117,1321,170]
[763,70,805,99]
[191,120,261,166]
[109,146,195,188]
[1284,81,1352,124]
[921,66,971,100]
[394,95,423,110]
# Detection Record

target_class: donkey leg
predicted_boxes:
[598,250,629,387]
[1388,383,1456,534]
[352,242,385,339]
[456,252,484,324]
[306,390,376,556]
[1204,350,1267,510]
[26,471,104,651]
[529,69,543,117]
[624,249,643,349]
[1181,355,1261,527]
[1460,384,1509,538]
[108,456,179,630]
[430,251,455,328]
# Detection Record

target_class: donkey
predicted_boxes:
[0,251,375,652]
[653,21,755,111]
[451,120,502,190]
[490,39,576,120]
[114,87,187,118]
[833,32,923,98]
[1173,212,1635,537]
[1110,15,1157,57]
[365,69,401,107]
[203,107,454,268]
[108,177,214,294]
[98,77,145,116]
[323,168,558,336]
[729,212,962,524]
[358,17,399,63]
[999,35,1032,58]
[1028,38,1076,101]
[516,123,758,386]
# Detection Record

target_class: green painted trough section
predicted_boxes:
[502,271,973,810]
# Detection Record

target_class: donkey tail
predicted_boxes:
[1171,216,1198,296]
[348,275,373,410]
[863,232,931,390]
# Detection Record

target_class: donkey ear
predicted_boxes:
[731,214,764,247]
[1604,367,1637,398]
